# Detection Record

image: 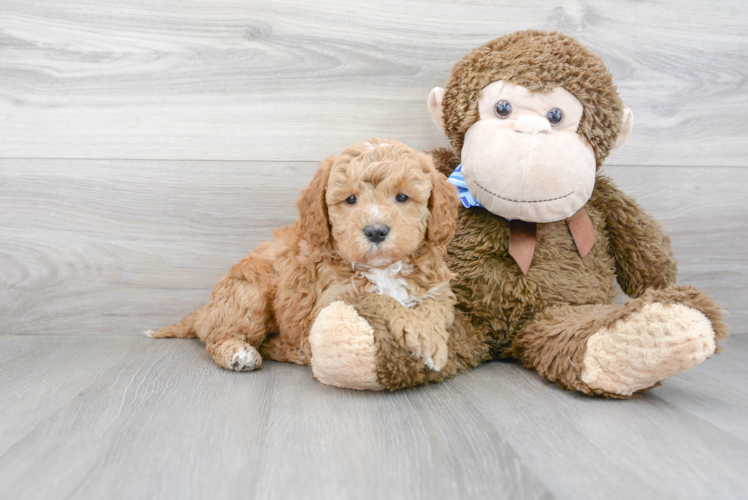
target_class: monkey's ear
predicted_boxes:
[428,87,446,133]
[612,107,634,152]
[297,155,334,247]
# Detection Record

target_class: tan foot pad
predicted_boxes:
[309,301,384,391]
[581,302,716,396]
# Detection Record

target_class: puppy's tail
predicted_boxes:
[146,305,207,339]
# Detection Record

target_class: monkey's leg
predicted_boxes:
[309,301,490,391]
[308,301,383,390]
[512,286,727,398]
[197,255,276,372]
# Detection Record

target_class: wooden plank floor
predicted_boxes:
[0,334,746,500]
[2,1,747,499]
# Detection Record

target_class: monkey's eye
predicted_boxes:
[396,193,408,203]
[345,195,357,205]
[494,100,512,119]
[547,108,563,126]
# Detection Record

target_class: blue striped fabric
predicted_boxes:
[446,164,483,208]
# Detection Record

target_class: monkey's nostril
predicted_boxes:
[364,225,389,243]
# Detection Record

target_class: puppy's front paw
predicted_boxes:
[429,325,449,372]
[390,316,448,372]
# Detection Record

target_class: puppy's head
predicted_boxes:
[297,139,459,267]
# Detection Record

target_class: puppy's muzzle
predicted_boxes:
[364,224,389,244]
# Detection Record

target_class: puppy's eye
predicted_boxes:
[345,195,357,205]
[547,108,563,126]
[495,100,512,119]
[396,193,408,203]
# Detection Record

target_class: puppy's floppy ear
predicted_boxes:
[297,155,334,247]
[420,152,458,247]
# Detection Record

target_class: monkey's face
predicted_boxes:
[459,81,596,223]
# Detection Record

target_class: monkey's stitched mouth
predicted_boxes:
[473,180,574,204]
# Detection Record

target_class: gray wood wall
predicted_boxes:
[1,0,746,335]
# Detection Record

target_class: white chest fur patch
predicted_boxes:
[358,261,421,308]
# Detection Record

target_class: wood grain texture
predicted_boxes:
[0,334,746,500]
[0,160,303,336]
[1,159,745,336]
[450,336,748,500]
[0,335,551,500]
[1,0,746,165]
[655,334,748,443]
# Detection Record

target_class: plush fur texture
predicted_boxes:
[581,302,715,396]
[441,29,624,167]
[431,148,727,397]
[309,301,383,390]
[512,285,727,397]
[152,139,462,381]
[350,302,490,390]
[420,30,727,398]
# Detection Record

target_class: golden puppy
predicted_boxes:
[149,139,458,377]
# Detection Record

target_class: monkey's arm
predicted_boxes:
[591,175,677,298]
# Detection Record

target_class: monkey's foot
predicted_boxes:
[581,302,716,396]
[309,301,384,390]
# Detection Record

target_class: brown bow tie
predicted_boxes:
[507,207,597,276]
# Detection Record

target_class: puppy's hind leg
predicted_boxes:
[201,256,276,372]
[204,328,263,371]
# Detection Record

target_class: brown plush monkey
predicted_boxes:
[417,30,728,397]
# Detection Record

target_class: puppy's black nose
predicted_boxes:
[364,224,389,243]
